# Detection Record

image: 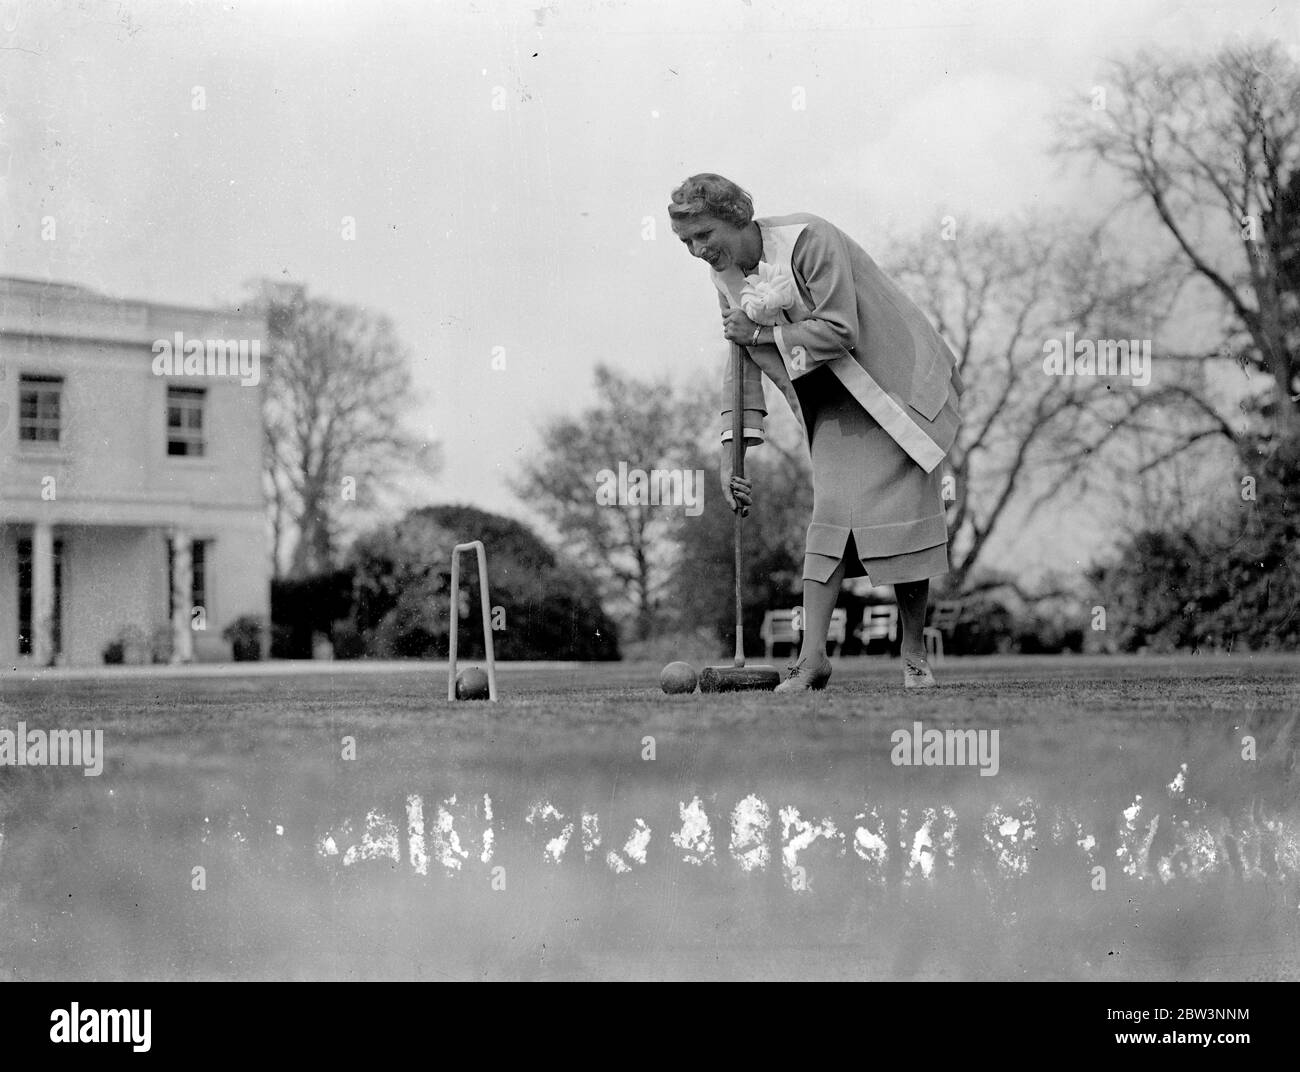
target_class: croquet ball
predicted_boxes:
[659,661,698,694]
[455,667,491,700]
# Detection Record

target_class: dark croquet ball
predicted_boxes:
[659,661,698,694]
[455,667,491,700]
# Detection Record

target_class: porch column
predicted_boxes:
[170,528,194,664]
[32,521,55,666]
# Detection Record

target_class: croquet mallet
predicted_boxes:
[699,342,781,693]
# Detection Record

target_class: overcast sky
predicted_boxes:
[4,0,1297,575]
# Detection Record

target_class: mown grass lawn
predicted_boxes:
[1,654,1297,980]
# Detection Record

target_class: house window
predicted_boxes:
[167,386,206,456]
[167,539,208,621]
[19,374,63,444]
[17,537,63,656]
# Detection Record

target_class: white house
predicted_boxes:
[0,277,270,666]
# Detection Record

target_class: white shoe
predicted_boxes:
[774,653,832,693]
[903,653,936,689]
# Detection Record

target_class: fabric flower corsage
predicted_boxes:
[739,261,797,325]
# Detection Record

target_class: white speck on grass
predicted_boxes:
[853,806,889,884]
[672,796,715,865]
[1265,811,1300,876]
[1049,806,1099,863]
[1233,810,1267,880]
[910,821,936,879]
[581,812,601,858]
[606,818,653,872]
[609,817,652,871]
[1158,819,1220,883]
[934,804,959,868]
[406,795,428,876]
[481,794,495,863]
[1167,763,1188,799]
[854,827,888,864]
[1048,805,1072,843]
[729,794,770,872]
[625,818,651,862]
[526,801,574,863]
[904,806,957,884]
[1116,795,1159,879]
[434,797,469,872]
[318,834,339,856]
[1157,845,1176,883]
[543,830,571,862]
[983,799,1038,878]
[779,806,841,889]
[342,810,399,866]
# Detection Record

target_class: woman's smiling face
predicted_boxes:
[672,213,749,272]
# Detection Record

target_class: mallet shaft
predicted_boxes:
[732,341,746,669]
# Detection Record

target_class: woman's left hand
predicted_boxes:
[722,307,759,344]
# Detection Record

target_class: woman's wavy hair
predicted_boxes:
[668,174,754,229]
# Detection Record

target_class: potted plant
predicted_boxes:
[222,615,265,662]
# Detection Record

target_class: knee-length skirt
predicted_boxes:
[795,366,950,585]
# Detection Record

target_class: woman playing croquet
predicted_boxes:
[669,174,963,692]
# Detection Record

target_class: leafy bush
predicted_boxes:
[222,615,265,661]
[101,625,150,666]
[1013,616,1085,654]
[1092,434,1300,652]
[946,597,1017,656]
[349,504,620,660]
[270,624,296,660]
[330,620,366,660]
[271,570,354,660]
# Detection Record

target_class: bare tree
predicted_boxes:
[514,364,712,640]
[253,281,439,578]
[1056,43,1300,444]
[888,217,1182,594]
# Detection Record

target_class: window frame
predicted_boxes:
[166,538,210,624]
[166,385,207,458]
[18,373,64,445]
[17,536,64,657]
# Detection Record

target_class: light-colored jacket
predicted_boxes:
[713,213,962,472]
